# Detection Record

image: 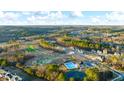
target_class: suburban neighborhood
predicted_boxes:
[0,25,124,81]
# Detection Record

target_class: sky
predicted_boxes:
[0,11,124,25]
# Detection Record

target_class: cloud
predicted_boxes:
[90,16,107,25]
[0,11,67,25]
[72,11,83,17]
[0,11,19,20]
[0,11,124,25]
[106,12,124,22]
[0,11,21,24]
[21,11,33,15]
[48,11,66,19]
[91,16,101,24]
[26,11,67,25]
[90,12,124,25]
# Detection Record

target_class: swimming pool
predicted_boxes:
[83,61,95,67]
[64,62,78,69]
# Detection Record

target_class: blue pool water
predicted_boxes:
[83,61,95,67]
[64,62,77,69]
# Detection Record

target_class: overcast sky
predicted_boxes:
[0,11,124,25]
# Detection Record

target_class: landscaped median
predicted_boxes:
[39,39,65,53]
[56,36,112,51]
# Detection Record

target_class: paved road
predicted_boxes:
[3,66,46,81]
[111,68,124,81]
